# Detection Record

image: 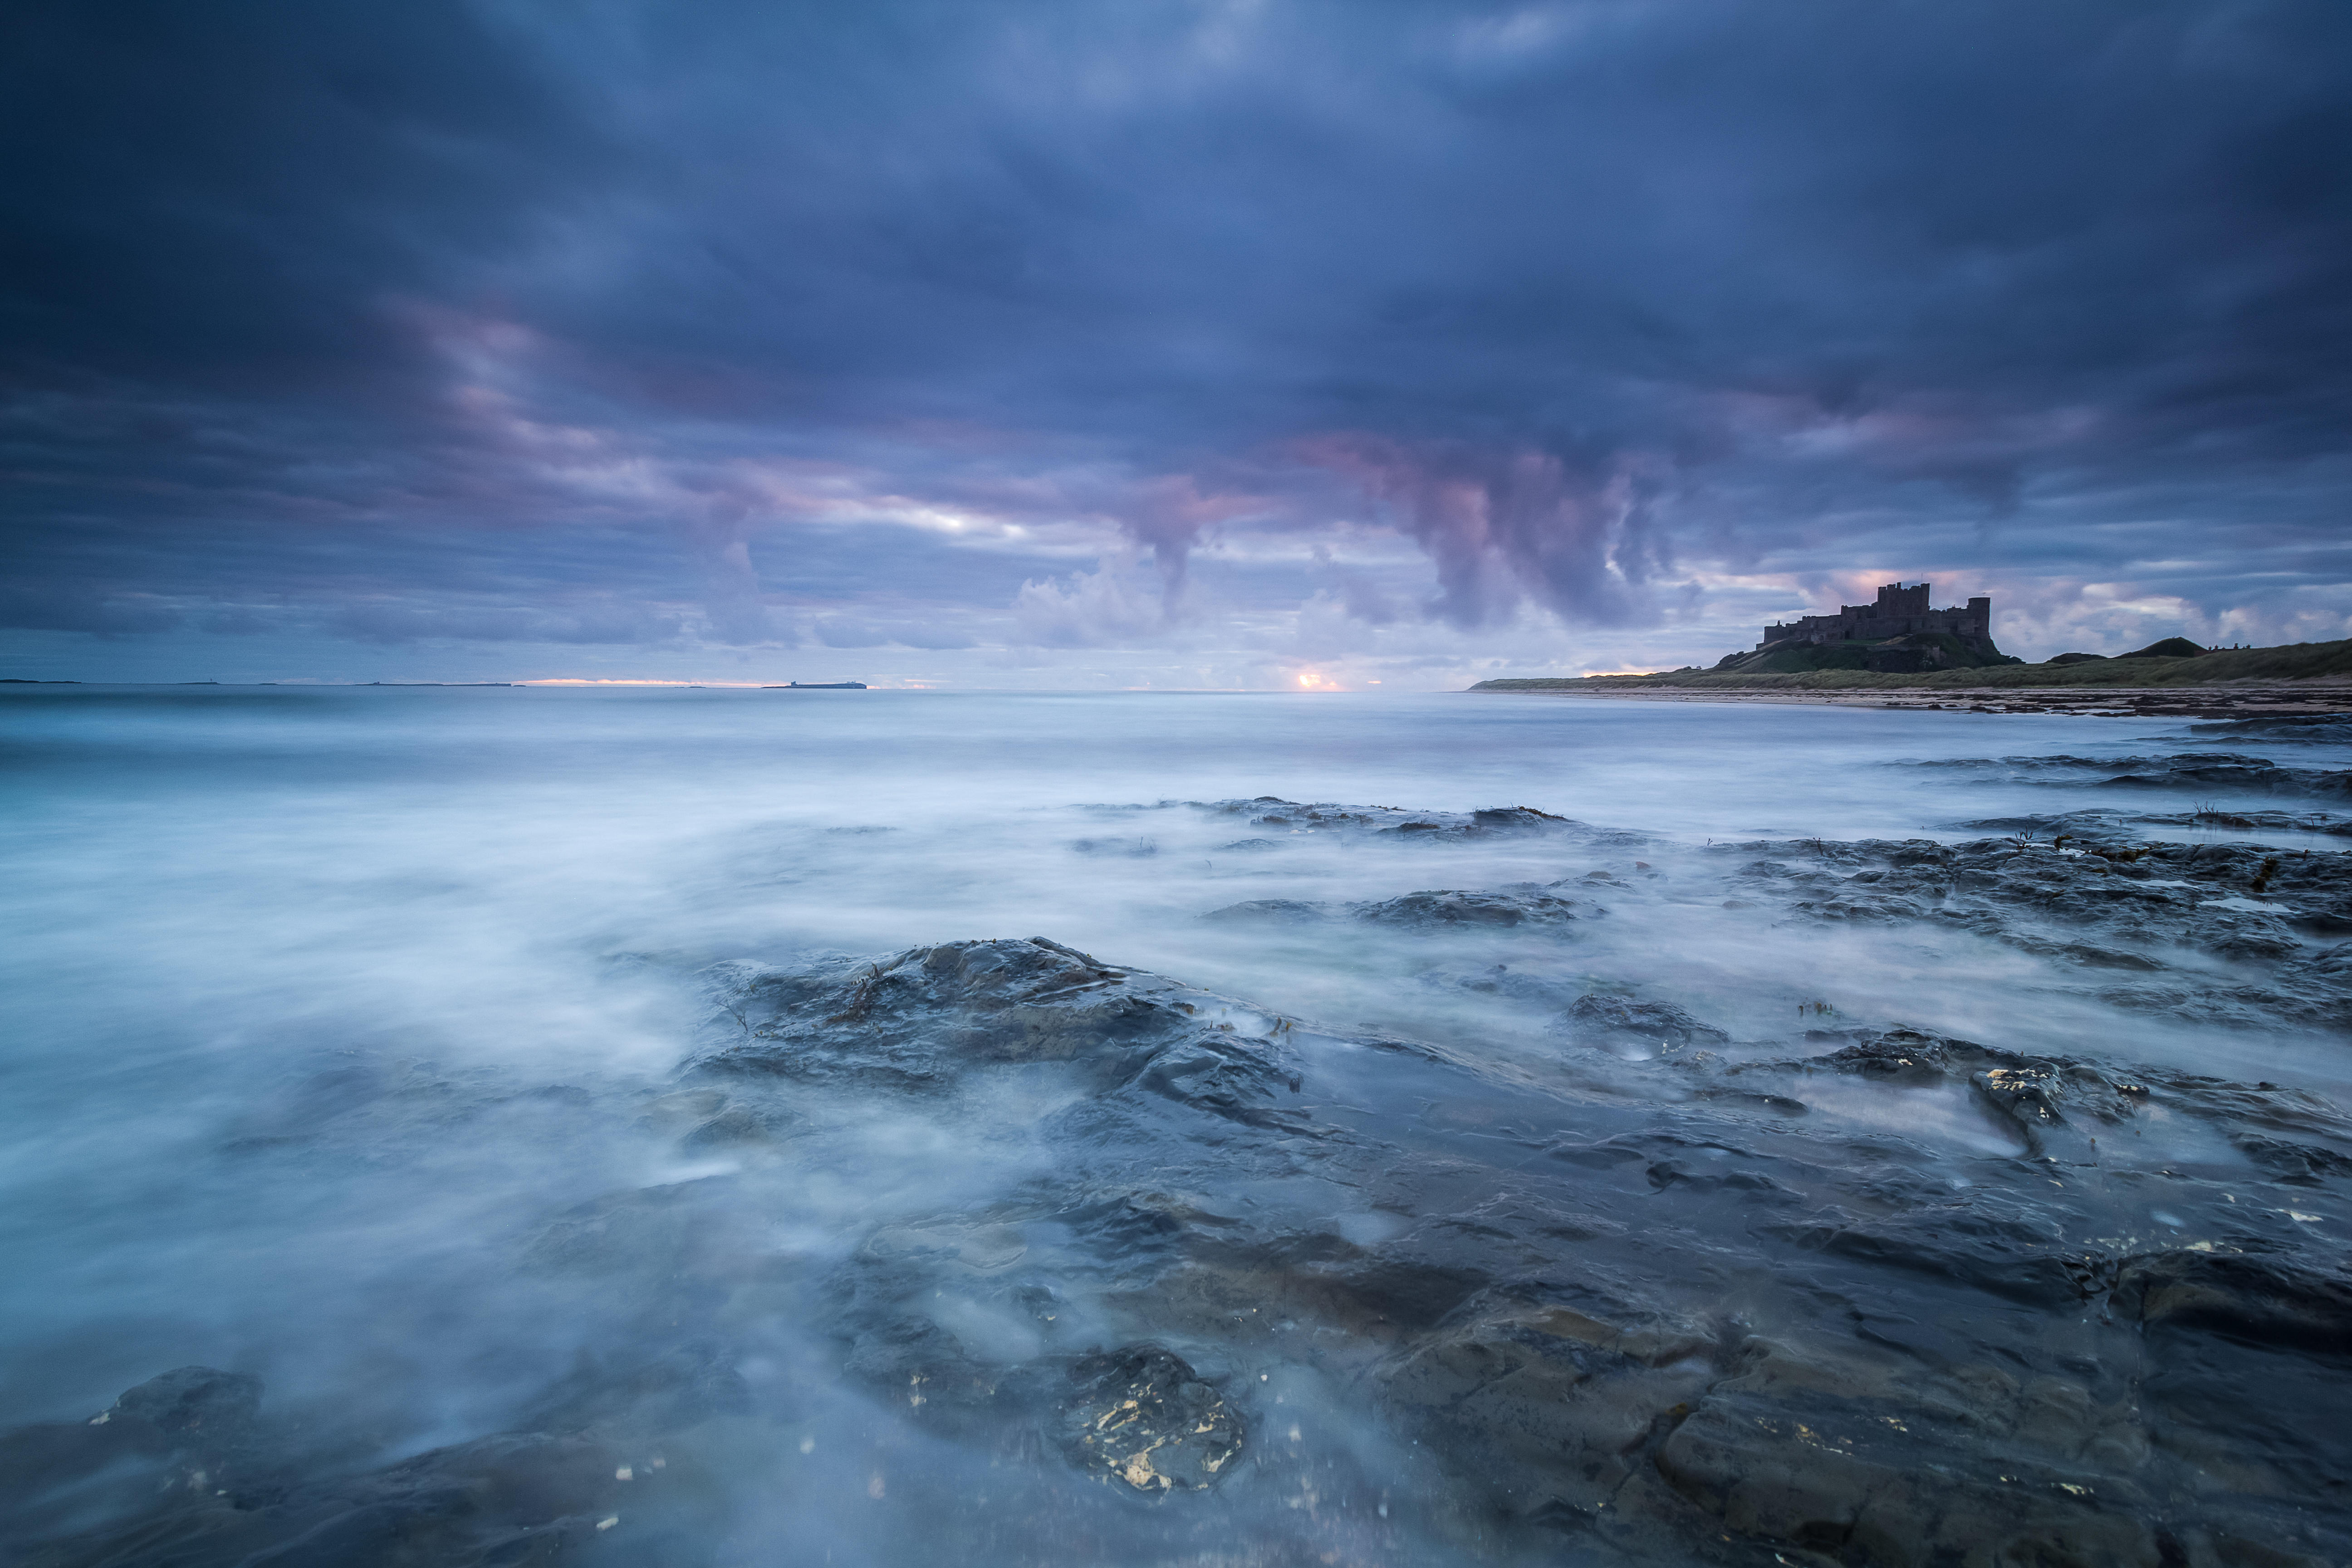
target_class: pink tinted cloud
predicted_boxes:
[1298,434,1674,629]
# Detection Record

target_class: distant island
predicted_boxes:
[762,681,868,690]
[1469,581,2352,714]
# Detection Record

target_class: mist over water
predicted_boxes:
[5,687,2349,1566]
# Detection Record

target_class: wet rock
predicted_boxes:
[1718,831,2352,1031]
[1969,1062,2105,1161]
[1071,836,1158,857]
[1378,1299,1714,1518]
[1555,993,1729,1054]
[2106,1251,2352,1520]
[1207,889,1603,931]
[1199,898,1331,924]
[2119,763,2352,799]
[1192,798,1592,843]
[1541,1131,1805,1208]
[691,939,1302,1124]
[1733,1027,2143,1163]
[2006,933,2170,970]
[2231,1132,2352,1184]
[678,1104,772,1151]
[2113,1252,2352,1358]
[1652,1389,2164,1568]
[1442,962,1582,1006]
[2189,716,2352,745]
[1767,1197,2106,1307]
[1687,1086,1812,1117]
[1803,1027,1993,1083]
[828,1215,1060,1417]
[108,1366,264,1445]
[1116,1226,1496,1349]
[2099,971,2352,1034]
[1462,806,1579,837]
[522,1177,739,1276]
[0,1367,269,1551]
[2135,809,2352,841]
[639,1087,727,1134]
[1906,750,2352,801]
[1056,1345,1242,1494]
[842,1314,1020,1428]
[1351,889,1598,929]
[1,1363,708,1568]
[2172,1528,2341,1568]
[664,928,2352,1555]
[524,1342,752,1437]
[250,1430,629,1566]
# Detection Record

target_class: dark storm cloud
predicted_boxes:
[4,0,2348,663]
[328,599,684,647]
[2,1,598,383]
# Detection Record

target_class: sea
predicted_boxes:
[3,686,2347,1565]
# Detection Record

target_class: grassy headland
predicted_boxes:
[1469,638,2352,694]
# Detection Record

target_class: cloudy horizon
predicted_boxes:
[6,0,2348,689]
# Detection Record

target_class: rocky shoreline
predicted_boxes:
[7,782,2350,1566]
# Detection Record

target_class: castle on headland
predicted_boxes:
[1762,582,1990,652]
[1715,582,2015,674]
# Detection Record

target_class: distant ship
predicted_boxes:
[763,681,867,690]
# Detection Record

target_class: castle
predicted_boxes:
[1761,582,1992,651]
[1715,582,2010,673]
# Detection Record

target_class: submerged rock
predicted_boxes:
[0,1351,739,1568]
[1191,798,1593,843]
[1199,897,1331,924]
[1555,993,1730,1053]
[2189,715,2352,745]
[1901,750,2352,800]
[1716,829,2352,1032]
[1071,836,1159,858]
[1205,887,1605,930]
[0,1367,267,1551]
[107,1365,263,1443]
[1056,1346,1243,1494]
[689,937,1306,1122]
[1352,888,1598,928]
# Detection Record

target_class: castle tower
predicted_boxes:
[1874,583,1930,619]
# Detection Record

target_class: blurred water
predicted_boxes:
[4,686,2347,1562]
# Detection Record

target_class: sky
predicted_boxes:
[4,0,2349,689]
